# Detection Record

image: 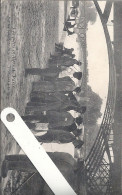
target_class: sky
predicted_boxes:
[55,1,114,159]
[87,2,113,123]
[63,2,114,124]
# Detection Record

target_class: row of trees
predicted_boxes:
[83,1,97,25]
[77,2,102,154]
[78,84,102,156]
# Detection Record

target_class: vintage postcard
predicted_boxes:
[1,0,122,194]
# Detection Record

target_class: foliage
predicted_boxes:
[81,85,102,155]
[85,124,100,156]
[85,2,97,25]
[77,2,101,154]
[83,85,102,126]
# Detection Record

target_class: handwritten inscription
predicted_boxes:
[6,16,17,93]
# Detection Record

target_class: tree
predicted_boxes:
[85,124,100,156]
[81,86,102,155]
[83,85,102,126]
[85,2,97,25]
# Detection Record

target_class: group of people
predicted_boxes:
[2,43,86,194]
[23,43,86,148]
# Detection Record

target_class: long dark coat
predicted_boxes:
[30,91,74,104]
[25,98,77,114]
[32,77,75,93]
[49,57,78,67]
[25,67,61,77]
[24,111,75,128]
[36,130,76,143]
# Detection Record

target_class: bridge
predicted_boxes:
[79,1,122,195]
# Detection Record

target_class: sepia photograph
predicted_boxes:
[0,0,122,194]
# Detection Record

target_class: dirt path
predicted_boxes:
[1,0,61,193]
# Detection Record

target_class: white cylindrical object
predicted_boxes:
[1,107,77,195]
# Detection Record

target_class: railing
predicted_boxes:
[83,2,116,194]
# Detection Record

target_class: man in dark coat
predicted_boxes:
[36,130,75,144]
[25,62,82,81]
[50,53,75,60]
[31,77,76,93]
[25,93,80,114]
[27,90,81,108]
[25,60,81,77]
[51,49,75,58]
[49,123,78,132]
[36,130,84,148]
[25,66,61,78]
[28,122,79,134]
[48,55,79,67]
[25,102,82,115]
[29,91,78,105]
[29,90,81,113]
[23,111,81,128]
